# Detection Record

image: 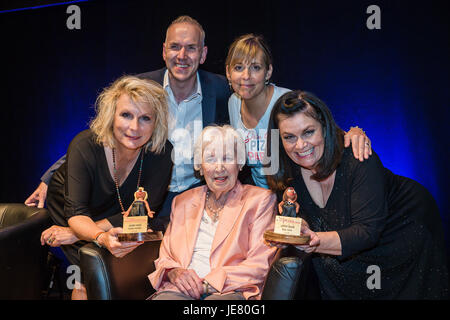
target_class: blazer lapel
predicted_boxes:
[199,70,216,127]
[154,68,166,85]
[183,186,207,265]
[210,182,244,254]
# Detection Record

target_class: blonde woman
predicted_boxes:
[40,76,173,299]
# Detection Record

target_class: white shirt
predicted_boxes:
[187,209,218,278]
[228,84,291,188]
[164,70,203,192]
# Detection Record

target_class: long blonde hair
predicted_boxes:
[90,75,168,154]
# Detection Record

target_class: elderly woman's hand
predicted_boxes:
[167,268,204,299]
[98,227,143,258]
[40,225,78,247]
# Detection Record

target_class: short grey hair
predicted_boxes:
[193,125,246,171]
[165,15,206,46]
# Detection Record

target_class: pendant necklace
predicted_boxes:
[205,190,227,223]
[112,147,144,213]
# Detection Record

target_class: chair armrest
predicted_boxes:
[0,203,50,228]
[261,246,320,300]
[0,203,52,299]
[80,240,161,300]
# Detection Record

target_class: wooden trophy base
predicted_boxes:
[118,231,163,242]
[264,230,310,245]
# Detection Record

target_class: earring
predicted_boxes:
[265,79,270,85]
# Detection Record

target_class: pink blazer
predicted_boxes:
[148,182,277,299]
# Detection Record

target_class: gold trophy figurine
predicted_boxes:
[264,187,310,245]
[118,187,163,242]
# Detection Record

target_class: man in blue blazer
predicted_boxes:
[25,16,231,219]
[138,68,229,128]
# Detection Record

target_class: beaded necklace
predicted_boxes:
[112,147,144,213]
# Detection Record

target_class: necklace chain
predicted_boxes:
[112,148,144,213]
[205,190,226,223]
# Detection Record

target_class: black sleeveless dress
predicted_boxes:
[290,148,448,299]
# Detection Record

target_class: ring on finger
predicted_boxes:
[47,238,54,244]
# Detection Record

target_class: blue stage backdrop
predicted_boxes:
[1,0,448,251]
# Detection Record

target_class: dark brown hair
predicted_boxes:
[266,90,345,191]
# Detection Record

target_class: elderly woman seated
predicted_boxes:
[149,125,278,300]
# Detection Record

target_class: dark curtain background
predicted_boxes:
[1,0,449,272]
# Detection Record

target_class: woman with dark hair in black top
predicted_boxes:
[266,90,449,299]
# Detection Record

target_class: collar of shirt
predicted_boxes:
[163,69,203,192]
[163,69,202,104]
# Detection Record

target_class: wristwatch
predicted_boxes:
[93,231,105,248]
[203,280,210,295]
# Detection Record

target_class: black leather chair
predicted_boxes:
[79,240,321,300]
[261,246,321,300]
[0,203,52,299]
[80,240,160,300]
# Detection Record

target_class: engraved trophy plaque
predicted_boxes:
[118,187,163,242]
[264,187,310,245]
